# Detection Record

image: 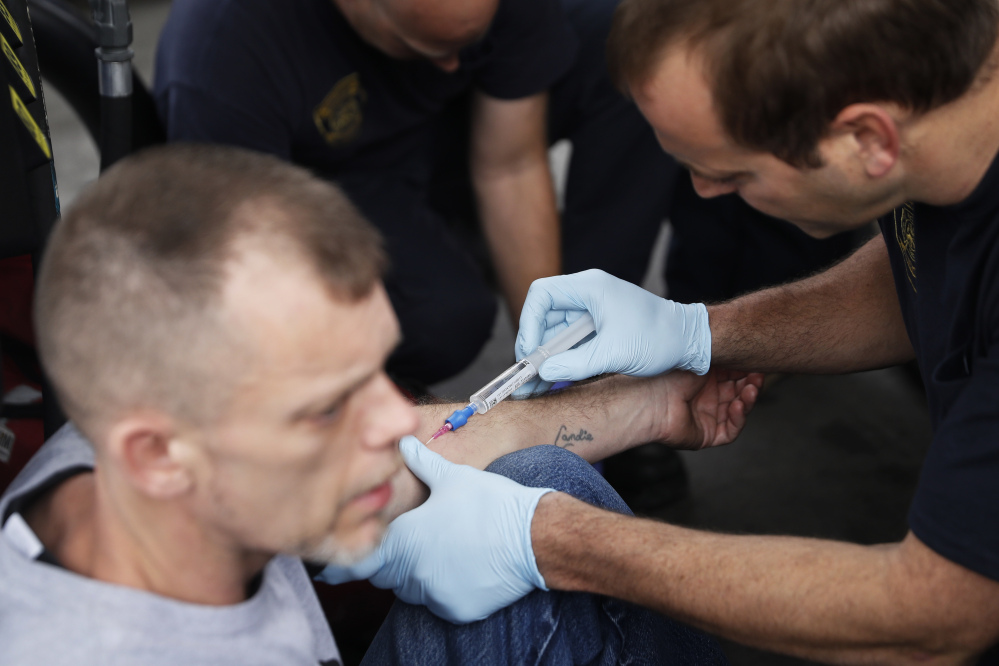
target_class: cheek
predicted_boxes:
[740,176,811,215]
[739,184,846,237]
[203,449,350,551]
[732,183,786,218]
[297,435,377,530]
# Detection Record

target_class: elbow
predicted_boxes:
[888,651,979,666]
[878,535,999,665]
[885,627,997,666]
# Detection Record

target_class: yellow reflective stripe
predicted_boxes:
[10,85,50,159]
[1,33,35,100]
[0,0,22,46]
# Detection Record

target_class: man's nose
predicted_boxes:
[690,173,738,198]
[362,375,420,449]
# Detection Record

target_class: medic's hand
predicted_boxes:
[514,270,711,391]
[322,435,552,623]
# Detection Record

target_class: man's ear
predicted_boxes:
[830,103,902,179]
[105,412,198,499]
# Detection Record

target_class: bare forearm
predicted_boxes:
[389,366,760,516]
[534,494,998,665]
[709,234,914,373]
[471,91,561,318]
[416,374,661,469]
[388,376,659,520]
[474,160,561,318]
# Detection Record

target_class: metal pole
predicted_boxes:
[89,0,132,171]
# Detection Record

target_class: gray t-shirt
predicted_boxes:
[0,425,342,666]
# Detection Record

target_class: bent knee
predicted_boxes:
[486,445,632,516]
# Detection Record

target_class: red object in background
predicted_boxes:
[0,255,45,494]
[0,254,36,345]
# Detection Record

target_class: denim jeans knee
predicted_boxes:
[485,445,633,516]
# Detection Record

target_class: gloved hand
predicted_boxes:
[317,435,552,623]
[515,269,711,387]
[510,374,555,399]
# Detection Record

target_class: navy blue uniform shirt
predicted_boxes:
[154,0,578,178]
[879,151,999,582]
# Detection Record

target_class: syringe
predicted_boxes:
[425,313,596,444]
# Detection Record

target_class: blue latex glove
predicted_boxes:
[317,436,552,623]
[515,269,711,387]
[510,374,554,399]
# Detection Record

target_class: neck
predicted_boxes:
[25,469,269,606]
[901,46,999,205]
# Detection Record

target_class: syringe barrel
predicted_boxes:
[469,359,537,413]
[524,313,596,370]
[469,313,598,414]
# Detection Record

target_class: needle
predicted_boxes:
[424,423,453,445]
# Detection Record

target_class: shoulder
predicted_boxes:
[160,0,284,41]
[0,533,102,663]
[156,0,325,89]
[1,424,93,516]
[470,0,578,99]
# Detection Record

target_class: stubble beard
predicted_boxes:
[299,510,390,567]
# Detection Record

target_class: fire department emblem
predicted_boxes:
[893,202,917,293]
[314,73,366,146]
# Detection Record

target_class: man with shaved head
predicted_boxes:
[0,143,753,663]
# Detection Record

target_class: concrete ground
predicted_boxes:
[38,2,933,664]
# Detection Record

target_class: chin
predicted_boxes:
[796,224,838,239]
[773,215,842,239]
[300,533,379,567]
[300,516,389,566]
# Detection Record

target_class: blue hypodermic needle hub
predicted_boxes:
[446,404,477,430]
[426,404,478,444]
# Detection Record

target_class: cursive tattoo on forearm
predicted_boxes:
[553,424,594,449]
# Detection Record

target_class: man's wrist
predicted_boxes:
[705,301,736,369]
[605,374,673,446]
[531,492,606,594]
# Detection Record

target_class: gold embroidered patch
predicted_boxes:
[313,73,366,146]
[893,202,916,293]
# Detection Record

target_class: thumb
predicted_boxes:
[514,327,535,362]
[398,435,453,489]
[538,347,598,382]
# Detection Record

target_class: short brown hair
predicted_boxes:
[608,0,999,167]
[35,144,385,435]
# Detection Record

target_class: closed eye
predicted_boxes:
[315,398,346,424]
